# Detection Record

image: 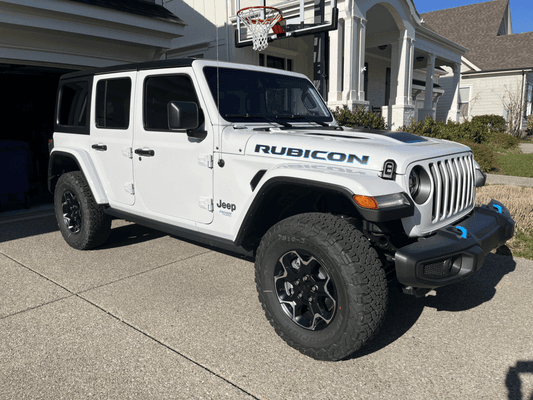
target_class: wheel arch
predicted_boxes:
[235,177,362,251]
[48,150,108,204]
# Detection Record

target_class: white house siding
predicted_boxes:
[435,69,533,130]
[462,72,525,119]
[163,0,232,61]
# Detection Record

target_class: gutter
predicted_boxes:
[463,67,533,76]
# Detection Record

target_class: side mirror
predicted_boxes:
[168,101,199,131]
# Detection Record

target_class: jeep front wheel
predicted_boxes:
[54,171,111,250]
[255,213,387,361]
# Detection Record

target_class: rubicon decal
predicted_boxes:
[254,144,369,165]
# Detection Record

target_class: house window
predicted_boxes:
[259,54,293,71]
[459,87,471,118]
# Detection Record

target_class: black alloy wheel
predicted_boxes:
[61,190,82,234]
[274,250,337,331]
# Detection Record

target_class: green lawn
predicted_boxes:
[496,153,533,178]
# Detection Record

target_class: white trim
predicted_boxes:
[461,56,481,72]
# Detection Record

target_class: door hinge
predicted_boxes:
[198,154,214,169]
[124,183,135,195]
[199,197,214,212]
[123,147,133,159]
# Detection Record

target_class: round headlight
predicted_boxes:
[409,169,421,198]
[408,166,431,204]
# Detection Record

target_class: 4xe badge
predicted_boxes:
[217,200,236,217]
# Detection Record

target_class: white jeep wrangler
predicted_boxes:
[49,59,514,361]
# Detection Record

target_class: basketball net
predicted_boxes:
[238,6,284,52]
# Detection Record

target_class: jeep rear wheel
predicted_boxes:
[54,172,111,250]
[255,213,387,361]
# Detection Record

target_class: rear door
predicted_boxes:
[132,68,214,224]
[90,72,136,206]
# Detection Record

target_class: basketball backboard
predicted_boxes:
[234,0,338,49]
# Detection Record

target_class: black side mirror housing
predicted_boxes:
[168,101,199,131]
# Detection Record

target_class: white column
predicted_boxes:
[395,30,410,106]
[356,18,367,102]
[446,63,461,122]
[419,53,436,121]
[390,30,415,129]
[407,37,415,106]
[342,16,357,104]
[327,20,343,105]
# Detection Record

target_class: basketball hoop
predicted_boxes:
[237,6,284,51]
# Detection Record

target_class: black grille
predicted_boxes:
[423,260,448,276]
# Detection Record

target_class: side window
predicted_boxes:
[96,78,132,129]
[144,74,200,131]
[58,81,89,127]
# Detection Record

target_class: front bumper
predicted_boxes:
[395,199,514,289]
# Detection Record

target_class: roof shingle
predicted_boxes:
[421,0,533,71]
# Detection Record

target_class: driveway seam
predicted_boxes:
[76,250,213,295]
[77,292,260,399]
[0,250,259,399]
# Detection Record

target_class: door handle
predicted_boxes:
[135,148,155,157]
[91,143,107,151]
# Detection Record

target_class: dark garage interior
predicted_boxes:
[0,63,75,211]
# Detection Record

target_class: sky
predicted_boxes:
[413,0,532,34]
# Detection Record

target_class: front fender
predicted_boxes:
[262,162,407,196]
[49,148,108,204]
[234,162,412,247]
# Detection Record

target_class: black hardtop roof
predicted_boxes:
[60,58,195,81]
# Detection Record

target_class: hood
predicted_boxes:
[222,125,472,174]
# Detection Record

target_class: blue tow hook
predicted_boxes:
[455,226,468,239]
[493,204,503,214]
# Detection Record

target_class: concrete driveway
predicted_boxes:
[1,215,532,399]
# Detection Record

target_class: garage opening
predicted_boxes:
[0,63,75,211]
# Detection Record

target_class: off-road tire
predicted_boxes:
[255,213,387,361]
[54,171,111,250]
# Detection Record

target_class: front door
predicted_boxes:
[132,68,214,224]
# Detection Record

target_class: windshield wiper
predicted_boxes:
[224,113,292,127]
[275,114,335,128]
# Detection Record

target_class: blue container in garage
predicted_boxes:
[0,140,30,208]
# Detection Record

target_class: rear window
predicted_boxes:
[96,78,131,129]
[56,78,92,134]
[58,81,88,127]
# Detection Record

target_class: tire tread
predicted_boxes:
[255,213,387,361]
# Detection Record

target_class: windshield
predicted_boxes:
[203,66,333,124]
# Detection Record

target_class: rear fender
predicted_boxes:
[48,148,108,204]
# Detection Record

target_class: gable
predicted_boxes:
[421,0,533,71]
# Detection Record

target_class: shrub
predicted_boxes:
[490,131,520,150]
[400,117,490,144]
[455,119,491,144]
[456,140,498,172]
[471,114,507,133]
[528,115,533,134]
[331,105,387,130]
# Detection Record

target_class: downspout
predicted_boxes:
[520,69,525,130]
